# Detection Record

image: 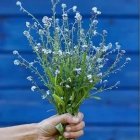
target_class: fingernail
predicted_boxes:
[64,132,69,138]
[66,127,71,131]
[73,117,79,122]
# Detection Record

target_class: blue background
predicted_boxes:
[0,0,139,139]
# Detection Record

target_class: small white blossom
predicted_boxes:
[97,11,101,14]
[46,90,50,95]
[16,1,21,6]
[55,69,60,75]
[126,57,131,61]
[34,46,39,52]
[92,7,97,13]
[115,42,121,49]
[67,78,72,82]
[31,86,37,92]
[121,50,126,54]
[58,50,62,55]
[42,48,48,54]
[72,6,77,12]
[13,50,19,55]
[23,31,30,38]
[39,29,44,35]
[61,3,67,8]
[75,12,82,21]
[29,62,34,67]
[89,80,93,83]
[97,73,102,77]
[97,58,102,63]
[14,60,20,65]
[92,20,98,25]
[26,22,30,28]
[62,13,68,20]
[93,30,98,35]
[103,80,108,83]
[103,30,108,34]
[27,76,32,81]
[42,16,49,24]
[82,44,88,48]
[87,74,92,80]
[66,85,70,88]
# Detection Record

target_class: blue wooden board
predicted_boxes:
[0,90,138,124]
[0,0,138,15]
[0,18,138,52]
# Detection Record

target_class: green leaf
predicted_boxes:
[55,123,64,135]
[52,94,65,107]
[54,85,64,96]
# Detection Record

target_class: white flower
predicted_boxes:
[14,60,20,65]
[89,80,93,83]
[87,74,92,79]
[39,29,44,35]
[26,22,30,28]
[42,48,47,54]
[99,65,103,68]
[92,7,97,13]
[29,62,34,67]
[55,69,60,75]
[34,46,39,52]
[97,73,102,77]
[72,6,77,12]
[46,90,50,95]
[13,50,19,55]
[103,80,108,83]
[93,30,97,35]
[75,12,82,21]
[82,44,88,48]
[23,31,30,38]
[31,86,37,92]
[27,76,32,81]
[103,30,108,34]
[58,50,62,55]
[62,13,68,20]
[126,57,131,61]
[97,11,101,14]
[16,1,21,6]
[61,3,67,8]
[121,50,126,53]
[115,42,121,49]
[42,16,49,24]
[67,78,72,82]
[97,58,102,63]
[66,85,70,88]
[92,20,98,24]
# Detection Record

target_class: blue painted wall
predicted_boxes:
[0,0,139,139]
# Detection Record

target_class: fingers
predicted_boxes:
[65,121,85,132]
[64,130,84,139]
[50,112,84,125]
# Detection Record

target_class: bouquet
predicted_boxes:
[13,0,131,139]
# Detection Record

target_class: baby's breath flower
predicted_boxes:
[39,29,44,35]
[14,60,20,65]
[75,12,82,21]
[126,57,131,61]
[82,44,88,48]
[34,46,39,52]
[92,7,97,13]
[26,22,30,27]
[13,50,19,55]
[27,76,32,81]
[55,69,60,75]
[46,90,50,95]
[42,16,50,24]
[103,80,108,83]
[16,1,21,6]
[72,6,77,12]
[87,74,92,79]
[92,20,98,25]
[97,73,102,77]
[93,30,98,35]
[23,30,30,38]
[66,85,70,88]
[103,30,108,35]
[121,50,126,54]
[31,86,37,92]
[61,3,67,8]
[97,58,102,63]
[62,13,68,20]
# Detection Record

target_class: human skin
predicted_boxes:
[0,112,85,140]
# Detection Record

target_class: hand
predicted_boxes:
[37,112,85,140]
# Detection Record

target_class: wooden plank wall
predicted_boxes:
[0,0,139,139]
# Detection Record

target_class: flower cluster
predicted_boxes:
[14,1,131,138]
